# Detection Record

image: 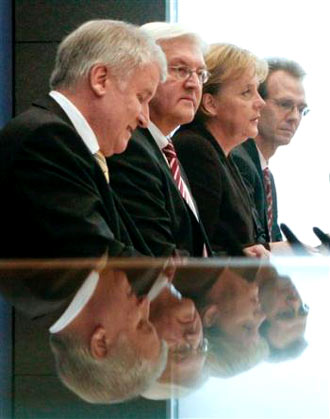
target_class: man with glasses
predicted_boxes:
[108,22,212,257]
[233,58,308,243]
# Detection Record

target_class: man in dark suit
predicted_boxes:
[233,58,307,243]
[0,20,167,259]
[108,22,212,257]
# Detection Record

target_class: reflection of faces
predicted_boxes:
[150,287,203,353]
[259,275,308,348]
[205,67,264,148]
[150,37,205,134]
[101,270,161,362]
[257,70,306,148]
[203,269,265,345]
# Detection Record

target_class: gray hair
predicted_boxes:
[140,21,208,55]
[50,19,167,90]
[259,57,306,99]
[50,332,168,404]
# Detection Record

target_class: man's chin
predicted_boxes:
[177,109,196,126]
[113,136,131,155]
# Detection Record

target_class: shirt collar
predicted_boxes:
[49,271,99,334]
[255,143,268,170]
[148,121,170,150]
[49,91,99,155]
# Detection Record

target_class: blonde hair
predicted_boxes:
[198,43,268,120]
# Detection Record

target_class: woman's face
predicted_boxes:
[208,67,265,146]
[216,280,266,345]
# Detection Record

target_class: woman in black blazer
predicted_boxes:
[173,43,269,256]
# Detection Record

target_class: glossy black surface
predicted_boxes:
[0,257,328,418]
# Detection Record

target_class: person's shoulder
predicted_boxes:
[232,140,258,166]
[1,99,72,141]
[173,123,216,157]
[108,127,163,174]
[173,123,207,145]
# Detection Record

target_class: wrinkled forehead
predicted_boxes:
[267,70,306,101]
[159,36,205,67]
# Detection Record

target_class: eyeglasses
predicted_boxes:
[269,98,310,117]
[171,337,209,358]
[168,65,210,84]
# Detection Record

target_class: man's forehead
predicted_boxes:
[267,70,305,100]
[160,38,205,65]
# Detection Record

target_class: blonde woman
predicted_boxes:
[173,43,269,257]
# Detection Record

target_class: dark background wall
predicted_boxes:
[0,0,12,417]
[12,1,170,417]
[14,0,169,114]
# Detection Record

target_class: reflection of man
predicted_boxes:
[150,285,204,352]
[0,20,166,258]
[145,282,208,398]
[233,58,307,242]
[50,267,167,403]
[108,22,211,257]
[258,267,308,361]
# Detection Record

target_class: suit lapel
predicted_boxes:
[142,128,213,256]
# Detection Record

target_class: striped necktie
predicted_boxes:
[263,167,273,240]
[163,140,208,257]
[94,151,109,183]
[162,140,188,202]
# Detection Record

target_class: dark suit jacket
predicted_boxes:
[232,139,282,242]
[108,127,212,257]
[0,266,92,327]
[173,122,267,254]
[0,95,151,259]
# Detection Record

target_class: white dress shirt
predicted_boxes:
[49,90,99,155]
[49,271,99,333]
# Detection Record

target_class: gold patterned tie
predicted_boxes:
[94,151,110,183]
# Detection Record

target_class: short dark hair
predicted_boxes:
[259,57,306,99]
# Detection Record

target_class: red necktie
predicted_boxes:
[162,141,189,202]
[263,167,273,240]
[162,140,208,257]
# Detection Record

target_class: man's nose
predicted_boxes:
[286,292,301,312]
[184,328,203,350]
[184,71,200,89]
[138,295,151,319]
[138,103,150,128]
[176,298,196,322]
[287,105,301,122]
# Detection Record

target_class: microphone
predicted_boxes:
[313,226,330,250]
[280,223,310,256]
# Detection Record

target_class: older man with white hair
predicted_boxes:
[0,19,166,259]
[108,22,214,258]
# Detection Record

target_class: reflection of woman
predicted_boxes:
[173,43,269,256]
[199,267,266,346]
[198,266,269,377]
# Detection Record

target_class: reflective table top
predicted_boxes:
[0,256,329,418]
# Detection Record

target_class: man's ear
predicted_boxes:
[201,93,218,117]
[89,64,110,97]
[90,326,108,359]
[202,304,220,328]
